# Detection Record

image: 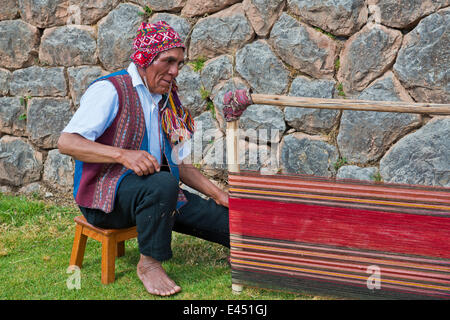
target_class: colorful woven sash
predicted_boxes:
[159,85,195,146]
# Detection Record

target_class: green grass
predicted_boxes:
[0,193,310,300]
[138,5,153,19]
[189,57,206,72]
[199,86,217,119]
[313,27,336,40]
[333,157,348,171]
[336,83,346,97]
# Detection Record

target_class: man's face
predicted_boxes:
[144,48,185,94]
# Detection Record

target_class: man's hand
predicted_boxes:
[179,162,229,208]
[118,149,160,176]
[58,133,160,176]
[212,189,229,208]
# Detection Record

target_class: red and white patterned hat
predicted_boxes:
[130,21,185,68]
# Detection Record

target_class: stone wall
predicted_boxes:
[0,0,449,197]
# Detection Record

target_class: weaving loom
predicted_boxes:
[228,172,450,299]
[224,92,450,299]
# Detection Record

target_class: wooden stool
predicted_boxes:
[69,216,138,284]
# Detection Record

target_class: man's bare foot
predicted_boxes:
[137,254,181,296]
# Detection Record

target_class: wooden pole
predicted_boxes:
[251,94,450,114]
[226,119,244,293]
[226,120,240,174]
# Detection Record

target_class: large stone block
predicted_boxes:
[393,8,450,103]
[270,13,337,79]
[149,13,191,42]
[0,19,39,69]
[281,132,338,177]
[338,24,402,94]
[285,76,339,134]
[18,0,120,27]
[0,0,19,20]
[43,149,74,191]
[238,139,278,173]
[358,71,412,102]
[26,98,73,149]
[367,0,450,29]
[235,40,289,94]
[243,0,285,37]
[18,0,69,28]
[200,55,233,93]
[0,135,43,186]
[190,111,222,163]
[288,0,368,36]
[68,66,106,107]
[182,0,240,17]
[239,104,286,143]
[176,64,206,117]
[39,25,98,67]
[73,0,120,25]
[380,117,450,187]
[337,72,421,164]
[10,66,66,97]
[337,165,378,182]
[98,3,144,71]
[131,0,186,12]
[201,136,227,177]
[0,97,26,136]
[188,4,254,60]
[200,135,278,177]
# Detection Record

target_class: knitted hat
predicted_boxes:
[130,21,185,68]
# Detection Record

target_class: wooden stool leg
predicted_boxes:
[101,236,116,284]
[69,224,88,268]
[117,241,125,257]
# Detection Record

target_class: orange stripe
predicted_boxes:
[231,250,450,284]
[229,174,450,200]
[231,180,450,205]
[230,187,450,211]
[230,242,450,273]
[230,235,450,265]
[231,258,450,292]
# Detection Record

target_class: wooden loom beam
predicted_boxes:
[251,94,450,114]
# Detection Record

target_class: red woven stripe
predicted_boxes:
[229,198,450,259]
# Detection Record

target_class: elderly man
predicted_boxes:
[58,21,229,296]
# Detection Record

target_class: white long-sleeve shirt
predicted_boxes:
[63,62,164,165]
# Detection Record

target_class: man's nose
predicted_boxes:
[168,64,179,77]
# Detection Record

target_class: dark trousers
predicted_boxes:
[79,171,230,261]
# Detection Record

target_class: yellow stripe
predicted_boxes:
[231,242,450,273]
[232,258,450,292]
[230,187,450,211]
[168,93,177,113]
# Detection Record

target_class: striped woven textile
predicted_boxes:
[229,171,450,299]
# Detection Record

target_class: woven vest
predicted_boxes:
[73,70,187,213]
